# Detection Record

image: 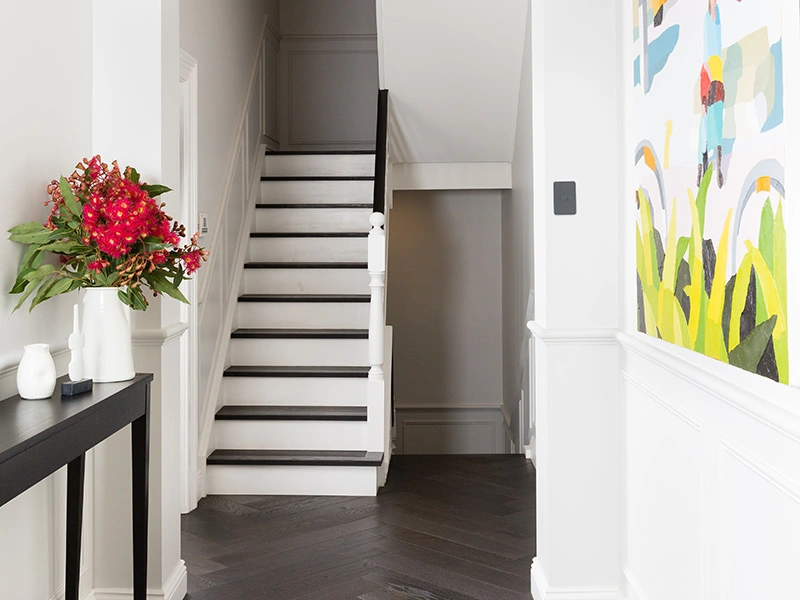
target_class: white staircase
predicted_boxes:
[206,151,387,496]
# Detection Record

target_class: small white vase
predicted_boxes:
[82,287,135,383]
[17,343,57,399]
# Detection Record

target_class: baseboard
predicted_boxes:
[524,442,536,464]
[531,559,620,600]
[92,561,187,600]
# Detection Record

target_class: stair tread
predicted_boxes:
[250,232,368,238]
[231,328,368,339]
[261,176,374,182]
[244,262,367,269]
[266,150,375,156]
[238,293,370,303]
[207,449,383,467]
[215,406,367,421]
[255,203,373,209]
[224,365,370,378]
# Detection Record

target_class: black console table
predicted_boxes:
[0,373,152,600]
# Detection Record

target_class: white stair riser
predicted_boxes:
[255,208,371,233]
[248,237,367,262]
[263,154,374,177]
[206,464,378,496]
[260,180,372,204]
[237,302,369,328]
[223,377,368,406]
[244,268,369,295]
[230,338,368,367]
[215,420,367,450]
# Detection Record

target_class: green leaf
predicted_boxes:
[128,287,149,311]
[39,241,89,254]
[158,281,189,304]
[128,168,140,184]
[728,315,777,374]
[10,268,36,294]
[19,245,45,272]
[8,221,48,236]
[23,264,56,281]
[141,184,171,198]
[29,276,57,311]
[12,280,39,312]
[59,176,82,218]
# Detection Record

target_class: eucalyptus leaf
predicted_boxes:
[141,184,171,198]
[59,176,82,217]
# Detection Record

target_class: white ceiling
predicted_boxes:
[379,0,529,164]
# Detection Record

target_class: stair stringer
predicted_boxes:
[196,151,266,498]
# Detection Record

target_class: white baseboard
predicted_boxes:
[92,561,187,600]
[531,559,620,600]
[524,442,536,464]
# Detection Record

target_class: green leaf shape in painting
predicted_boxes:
[729,315,777,374]
[773,201,788,383]
[756,197,774,324]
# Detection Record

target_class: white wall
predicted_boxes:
[379,0,527,164]
[386,190,505,454]
[0,2,94,598]
[279,0,378,150]
[502,0,534,454]
[180,1,275,487]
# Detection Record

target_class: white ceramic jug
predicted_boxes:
[17,343,57,399]
[82,287,135,383]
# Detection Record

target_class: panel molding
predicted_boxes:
[719,437,800,505]
[618,331,800,444]
[395,405,505,454]
[527,321,618,346]
[621,369,702,431]
[280,35,378,150]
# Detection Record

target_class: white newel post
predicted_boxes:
[368,213,387,380]
[367,212,387,454]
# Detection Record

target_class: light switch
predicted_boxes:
[199,213,209,237]
[553,181,577,215]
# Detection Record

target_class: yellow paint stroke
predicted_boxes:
[643,146,656,171]
[756,176,771,193]
[664,120,673,169]
[709,55,723,81]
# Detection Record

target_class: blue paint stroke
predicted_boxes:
[634,56,641,87]
[645,24,680,93]
[762,40,784,132]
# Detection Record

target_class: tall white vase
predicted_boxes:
[17,343,57,399]
[82,287,135,383]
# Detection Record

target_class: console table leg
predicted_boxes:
[131,396,150,600]
[65,453,85,600]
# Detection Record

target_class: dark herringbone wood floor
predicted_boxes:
[182,455,536,600]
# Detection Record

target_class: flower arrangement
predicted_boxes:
[8,156,207,311]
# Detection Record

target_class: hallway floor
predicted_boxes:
[182,455,536,599]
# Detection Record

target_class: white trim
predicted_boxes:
[396,403,504,411]
[618,331,800,443]
[532,558,620,600]
[527,321,618,346]
[92,561,186,600]
[391,162,512,190]
[622,567,647,600]
[524,442,536,463]
[130,322,189,346]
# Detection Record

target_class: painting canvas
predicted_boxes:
[633,0,788,383]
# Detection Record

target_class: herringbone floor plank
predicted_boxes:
[183,455,536,599]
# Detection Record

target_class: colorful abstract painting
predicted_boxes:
[634,0,788,383]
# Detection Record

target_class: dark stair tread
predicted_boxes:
[250,231,368,238]
[238,293,370,303]
[215,406,367,421]
[255,203,373,209]
[260,176,374,182]
[207,449,383,467]
[244,262,367,269]
[231,328,368,339]
[224,365,370,378]
[266,150,375,156]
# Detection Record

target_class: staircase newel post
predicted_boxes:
[368,212,386,381]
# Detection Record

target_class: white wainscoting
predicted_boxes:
[195,18,271,498]
[619,332,800,600]
[394,405,505,454]
[280,35,378,150]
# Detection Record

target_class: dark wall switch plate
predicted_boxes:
[553,181,577,215]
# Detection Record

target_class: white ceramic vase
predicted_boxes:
[82,287,135,383]
[17,343,57,399]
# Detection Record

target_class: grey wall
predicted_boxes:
[501,0,534,452]
[387,190,505,454]
[278,0,378,150]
